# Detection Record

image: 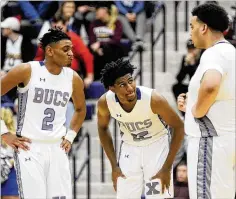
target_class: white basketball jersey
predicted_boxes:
[17,61,73,141]
[106,86,169,146]
[185,40,235,137]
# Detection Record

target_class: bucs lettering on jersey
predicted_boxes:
[17,61,73,141]
[106,86,169,146]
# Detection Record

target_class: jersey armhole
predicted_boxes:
[17,63,33,93]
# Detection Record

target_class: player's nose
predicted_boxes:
[126,84,134,92]
[68,50,73,57]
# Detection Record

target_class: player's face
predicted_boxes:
[50,40,73,67]
[190,16,206,49]
[112,74,136,102]
[176,165,188,182]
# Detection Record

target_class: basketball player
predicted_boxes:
[177,3,235,199]
[97,59,185,199]
[1,28,86,198]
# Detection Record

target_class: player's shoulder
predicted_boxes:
[63,66,74,73]
[138,86,153,93]
[12,62,32,74]
[63,66,75,80]
[137,86,154,99]
[97,93,109,110]
[150,89,167,105]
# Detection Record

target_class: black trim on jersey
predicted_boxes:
[14,152,25,199]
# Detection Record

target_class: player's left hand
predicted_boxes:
[61,137,72,153]
[150,167,171,194]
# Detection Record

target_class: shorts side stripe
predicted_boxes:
[13,152,24,199]
[197,137,213,199]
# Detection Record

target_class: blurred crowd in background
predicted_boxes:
[1,1,235,199]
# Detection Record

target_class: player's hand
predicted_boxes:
[1,133,31,152]
[177,93,187,112]
[61,137,72,153]
[112,166,126,192]
[151,167,171,194]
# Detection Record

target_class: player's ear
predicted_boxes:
[201,24,208,34]
[109,86,115,93]
[45,45,53,57]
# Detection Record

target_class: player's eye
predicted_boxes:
[119,84,125,87]
[128,79,133,84]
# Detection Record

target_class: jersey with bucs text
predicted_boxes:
[16,61,73,141]
[106,86,169,146]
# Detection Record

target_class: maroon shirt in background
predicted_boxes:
[88,19,123,46]
[174,181,190,199]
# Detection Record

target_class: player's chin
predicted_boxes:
[65,61,72,67]
[127,96,136,102]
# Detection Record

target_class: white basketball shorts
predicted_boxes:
[117,134,174,199]
[187,135,235,199]
[13,140,72,199]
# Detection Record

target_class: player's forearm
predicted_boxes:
[192,87,218,118]
[69,107,86,133]
[98,127,118,169]
[162,126,184,170]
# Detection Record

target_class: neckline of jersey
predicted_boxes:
[39,61,63,76]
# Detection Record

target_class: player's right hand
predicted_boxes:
[177,93,187,112]
[112,166,126,192]
[1,133,31,152]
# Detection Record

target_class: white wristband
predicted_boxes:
[1,120,9,136]
[64,129,77,143]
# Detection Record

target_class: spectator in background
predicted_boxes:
[115,1,146,50]
[174,161,189,199]
[17,1,56,32]
[74,2,97,36]
[35,16,94,88]
[224,15,236,47]
[1,108,19,199]
[1,17,35,102]
[172,39,201,101]
[89,3,124,80]
[1,17,35,72]
[54,1,81,36]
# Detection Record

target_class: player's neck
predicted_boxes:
[44,60,63,75]
[119,97,137,113]
[205,33,225,49]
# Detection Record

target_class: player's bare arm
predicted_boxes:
[1,63,31,95]
[1,63,32,151]
[97,94,126,191]
[61,72,87,153]
[192,69,222,118]
[150,91,184,193]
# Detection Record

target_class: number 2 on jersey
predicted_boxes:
[42,108,55,131]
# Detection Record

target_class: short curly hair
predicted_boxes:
[101,58,136,89]
[39,27,70,50]
[192,3,229,32]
